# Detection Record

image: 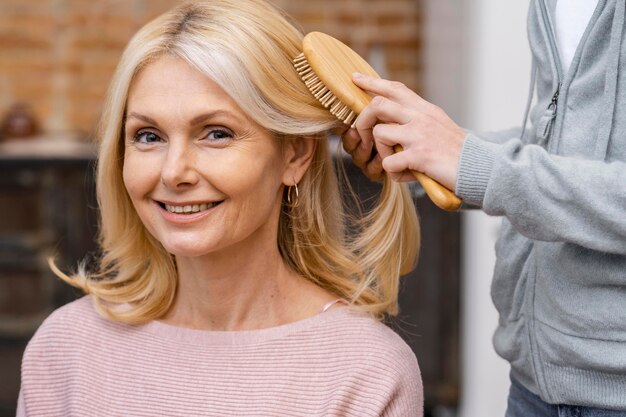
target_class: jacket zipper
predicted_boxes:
[537,0,563,145]
[538,82,561,141]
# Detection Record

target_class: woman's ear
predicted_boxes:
[282,135,317,185]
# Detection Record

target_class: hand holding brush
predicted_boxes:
[346,72,466,197]
[295,32,463,211]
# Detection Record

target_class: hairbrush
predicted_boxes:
[294,31,462,211]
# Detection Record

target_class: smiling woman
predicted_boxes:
[123,56,293,264]
[17,1,422,416]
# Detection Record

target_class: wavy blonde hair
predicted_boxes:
[54,0,420,323]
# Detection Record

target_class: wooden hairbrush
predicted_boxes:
[294,31,462,211]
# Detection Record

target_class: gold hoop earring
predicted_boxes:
[287,182,299,208]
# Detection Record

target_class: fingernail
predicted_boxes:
[352,72,364,80]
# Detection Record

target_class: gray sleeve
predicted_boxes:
[455,133,626,255]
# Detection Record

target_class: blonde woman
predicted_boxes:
[18,1,422,415]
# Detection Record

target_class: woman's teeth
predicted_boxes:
[164,202,218,214]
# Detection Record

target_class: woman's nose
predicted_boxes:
[160,141,199,188]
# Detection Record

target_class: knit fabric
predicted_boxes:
[18,296,423,416]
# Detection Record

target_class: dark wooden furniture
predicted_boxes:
[0,138,97,416]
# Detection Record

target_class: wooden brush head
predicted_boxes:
[301,32,379,116]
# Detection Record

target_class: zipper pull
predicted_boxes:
[547,83,560,113]
[536,83,561,145]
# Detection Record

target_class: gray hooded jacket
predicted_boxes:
[455,0,626,408]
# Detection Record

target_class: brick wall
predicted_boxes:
[0,0,422,137]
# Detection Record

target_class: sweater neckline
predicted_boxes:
[140,305,356,346]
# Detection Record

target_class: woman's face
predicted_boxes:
[123,55,289,258]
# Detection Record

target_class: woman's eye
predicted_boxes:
[134,131,162,144]
[206,128,234,142]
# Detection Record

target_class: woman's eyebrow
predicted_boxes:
[125,110,237,127]
[189,110,238,126]
[126,112,159,126]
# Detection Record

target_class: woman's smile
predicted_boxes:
[162,202,221,214]
[154,199,224,224]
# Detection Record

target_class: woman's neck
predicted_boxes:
[161,243,333,331]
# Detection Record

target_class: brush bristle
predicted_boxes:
[293,53,356,126]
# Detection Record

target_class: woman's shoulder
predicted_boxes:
[306,307,424,413]
[323,307,416,349]
[312,307,421,376]
[23,295,112,360]
[32,295,101,334]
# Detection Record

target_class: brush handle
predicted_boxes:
[393,145,462,211]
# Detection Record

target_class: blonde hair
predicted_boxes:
[55,0,420,322]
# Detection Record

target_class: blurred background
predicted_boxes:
[0,0,530,415]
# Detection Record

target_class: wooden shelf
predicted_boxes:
[0,153,98,413]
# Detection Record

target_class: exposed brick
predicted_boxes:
[0,0,424,134]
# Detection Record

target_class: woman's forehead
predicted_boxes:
[126,56,245,123]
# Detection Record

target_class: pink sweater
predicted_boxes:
[18,296,423,416]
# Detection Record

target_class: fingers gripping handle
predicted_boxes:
[413,172,462,211]
[393,145,462,211]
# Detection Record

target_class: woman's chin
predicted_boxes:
[162,242,217,258]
